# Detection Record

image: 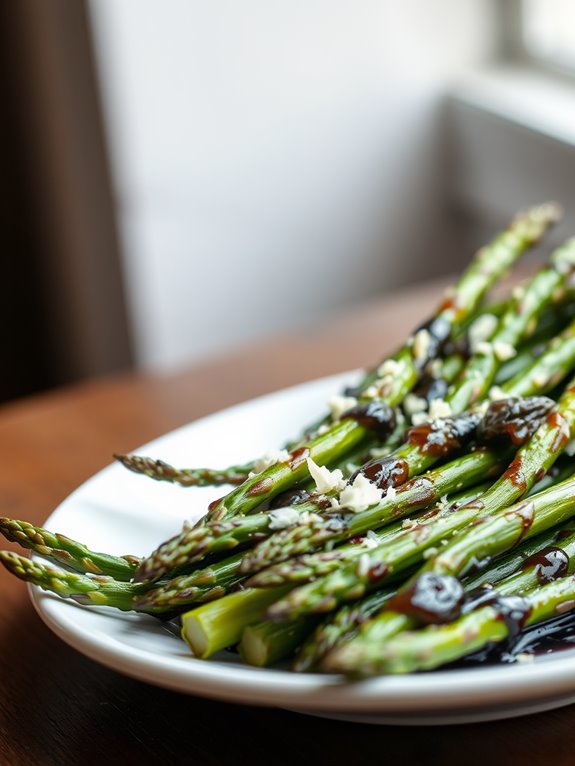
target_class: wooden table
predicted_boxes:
[1,276,574,765]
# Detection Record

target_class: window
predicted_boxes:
[520,0,575,72]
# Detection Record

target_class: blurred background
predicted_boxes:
[2,0,575,403]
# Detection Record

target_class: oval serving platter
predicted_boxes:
[28,371,575,725]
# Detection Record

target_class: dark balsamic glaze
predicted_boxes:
[504,501,534,541]
[450,560,575,669]
[403,477,435,509]
[456,587,532,640]
[207,496,225,513]
[444,335,471,359]
[289,447,310,470]
[451,610,575,668]
[504,456,528,492]
[548,411,571,452]
[343,383,364,398]
[521,546,570,584]
[406,413,480,458]
[413,316,452,368]
[246,476,274,497]
[460,584,497,614]
[342,401,397,440]
[477,396,555,448]
[493,595,533,639]
[412,375,449,404]
[367,561,389,583]
[387,572,465,624]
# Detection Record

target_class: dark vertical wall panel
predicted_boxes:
[0,1,133,402]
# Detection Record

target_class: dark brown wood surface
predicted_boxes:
[1,276,574,766]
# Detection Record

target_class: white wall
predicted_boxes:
[89,0,497,371]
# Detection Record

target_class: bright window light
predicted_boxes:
[522,0,575,70]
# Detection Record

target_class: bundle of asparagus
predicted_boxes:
[7,202,575,679]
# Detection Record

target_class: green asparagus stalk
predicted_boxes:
[183,502,575,664]
[115,296,573,493]
[412,470,575,586]
[132,550,248,612]
[323,480,575,673]
[382,378,575,621]
[180,586,292,659]
[133,482,490,614]
[323,523,575,676]
[0,545,247,616]
[239,617,320,668]
[297,244,575,506]
[462,514,575,591]
[200,472,564,666]
[0,552,142,611]
[445,238,575,413]
[0,518,139,581]
[293,588,396,672]
[113,454,252,487]
[496,315,575,398]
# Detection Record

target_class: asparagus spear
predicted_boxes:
[0,518,139,581]
[180,586,292,659]
[495,315,575,398]
[135,472,570,658]
[114,321,475,490]
[444,238,575,413]
[132,550,248,612]
[239,451,505,578]
[239,617,320,668]
[189,204,560,529]
[372,377,575,629]
[293,588,396,672]
[136,208,568,581]
[286,243,575,509]
[0,552,142,611]
[263,377,575,620]
[0,545,246,616]
[325,534,575,676]
[113,454,251,487]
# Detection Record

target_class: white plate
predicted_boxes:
[29,371,575,725]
